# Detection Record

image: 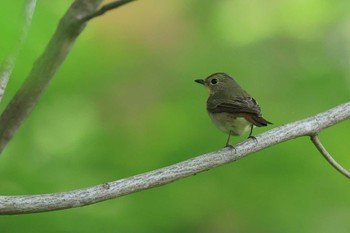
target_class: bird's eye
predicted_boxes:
[211,79,218,85]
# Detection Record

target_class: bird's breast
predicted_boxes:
[208,112,252,136]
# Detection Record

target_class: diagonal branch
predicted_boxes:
[0,0,134,155]
[83,0,137,21]
[0,0,37,102]
[0,101,349,215]
[310,134,350,179]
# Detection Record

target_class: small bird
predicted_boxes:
[195,73,271,147]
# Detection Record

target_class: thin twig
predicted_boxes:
[310,134,350,179]
[82,0,136,21]
[0,0,37,102]
[0,101,349,215]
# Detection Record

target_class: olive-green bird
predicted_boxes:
[195,72,272,147]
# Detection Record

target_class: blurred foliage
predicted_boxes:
[1,0,350,232]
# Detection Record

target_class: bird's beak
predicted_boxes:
[194,79,205,85]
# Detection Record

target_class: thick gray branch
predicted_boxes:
[0,0,37,102]
[0,101,349,215]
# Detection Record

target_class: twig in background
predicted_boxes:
[83,0,136,21]
[0,0,37,102]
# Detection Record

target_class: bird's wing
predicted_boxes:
[207,96,261,115]
[207,96,271,126]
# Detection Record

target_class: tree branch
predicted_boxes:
[0,0,134,155]
[82,0,136,21]
[0,102,349,215]
[310,134,350,179]
[0,0,37,102]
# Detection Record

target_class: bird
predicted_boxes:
[195,72,272,147]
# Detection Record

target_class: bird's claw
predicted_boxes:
[248,135,258,143]
[225,143,237,152]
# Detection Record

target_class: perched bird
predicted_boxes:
[195,73,271,147]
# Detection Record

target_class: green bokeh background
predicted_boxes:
[1,1,350,232]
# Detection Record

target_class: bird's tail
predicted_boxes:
[245,115,272,127]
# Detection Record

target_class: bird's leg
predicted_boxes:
[225,131,232,147]
[248,125,254,138]
[225,131,236,152]
[247,124,258,142]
